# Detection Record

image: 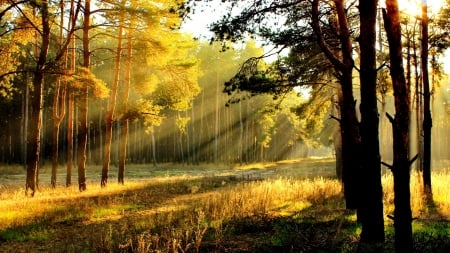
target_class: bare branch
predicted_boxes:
[409,154,419,166]
[385,112,395,124]
[381,161,394,170]
[311,0,345,71]
[330,114,341,123]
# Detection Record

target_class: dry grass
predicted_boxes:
[0,160,449,252]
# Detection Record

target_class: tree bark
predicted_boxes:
[77,0,91,192]
[66,0,76,187]
[421,0,432,199]
[383,1,413,251]
[67,91,74,186]
[357,0,385,247]
[118,17,133,184]
[51,0,67,188]
[26,0,51,196]
[312,0,362,210]
[101,15,123,187]
[51,79,66,188]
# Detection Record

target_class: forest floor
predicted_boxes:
[0,158,450,252]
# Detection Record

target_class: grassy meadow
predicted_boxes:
[0,159,449,252]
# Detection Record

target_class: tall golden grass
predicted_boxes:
[0,163,449,252]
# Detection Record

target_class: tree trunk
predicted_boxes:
[51,79,66,188]
[383,2,413,251]
[151,126,157,166]
[332,89,343,180]
[26,0,51,196]
[51,1,67,188]
[214,72,219,164]
[358,0,385,247]
[312,0,362,210]
[77,0,91,192]
[101,14,123,187]
[67,91,74,186]
[118,18,132,184]
[421,0,432,199]
[66,0,76,187]
[239,99,243,166]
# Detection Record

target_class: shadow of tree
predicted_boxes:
[0,171,449,253]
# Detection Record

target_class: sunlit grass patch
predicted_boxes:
[0,160,449,252]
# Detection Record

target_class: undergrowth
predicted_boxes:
[0,160,449,252]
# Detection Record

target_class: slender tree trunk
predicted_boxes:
[66,0,76,187]
[421,0,432,199]
[383,2,414,251]
[413,27,424,173]
[214,72,219,164]
[333,89,343,180]
[358,0,385,247]
[239,100,243,166]
[151,126,157,166]
[51,1,67,188]
[67,91,74,186]
[51,79,66,188]
[23,74,29,167]
[77,0,91,192]
[26,0,51,196]
[118,18,132,184]
[102,16,123,187]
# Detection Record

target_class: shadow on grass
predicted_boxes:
[0,174,244,252]
[1,170,449,253]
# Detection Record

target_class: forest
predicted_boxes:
[0,0,450,252]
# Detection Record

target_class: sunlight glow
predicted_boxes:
[397,0,444,17]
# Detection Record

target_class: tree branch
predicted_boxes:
[311,0,345,71]
[409,154,419,166]
[330,115,341,123]
[385,112,395,124]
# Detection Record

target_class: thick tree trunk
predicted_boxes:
[26,0,50,196]
[383,1,413,252]
[312,0,362,210]
[358,0,385,247]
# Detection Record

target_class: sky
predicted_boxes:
[181,0,448,37]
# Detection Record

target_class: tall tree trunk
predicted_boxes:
[67,91,74,186]
[239,99,243,166]
[151,126,157,166]
[333,89,343,180]
[23,74,30,167]
[118,18,132,184]
[312,0,362,210]
[102,13,123,187]
[78,0,91,192]
[51,80,66,188]
[358,0,385,247]
[383,1,414,251]
[214,72,219,164]
[26,0,51,196]
[421,0,432,199]
[51,1,67,188]
[66,0,76,187]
